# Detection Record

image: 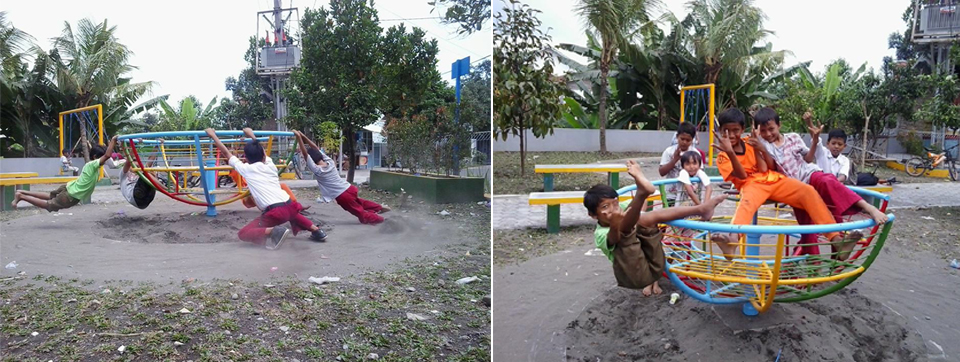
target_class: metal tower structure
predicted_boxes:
[256,0,301,138]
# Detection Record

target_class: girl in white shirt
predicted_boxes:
[676,150,713,213]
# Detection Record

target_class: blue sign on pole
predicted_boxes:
[451,56,470,175]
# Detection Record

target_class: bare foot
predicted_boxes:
[835,231,862,261]
[642,284,654,297]
[710,233,739,261]
[699,195,726,221]
[866,209,888,225]
[379,205,391,214]
[10,192,20,210]
[651,281,663,295]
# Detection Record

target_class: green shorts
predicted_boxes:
[47,185,80,212]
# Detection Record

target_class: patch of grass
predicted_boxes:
[493,151,660,195]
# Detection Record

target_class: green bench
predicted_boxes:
[534,164,627,192]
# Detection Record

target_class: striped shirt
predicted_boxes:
[761,133,822,184]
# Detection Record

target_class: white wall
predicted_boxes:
[492,129,711,153]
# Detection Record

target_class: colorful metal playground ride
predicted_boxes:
[117,130,298,217]
[617,178,895,315]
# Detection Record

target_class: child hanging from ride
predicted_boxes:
[61,149,79,176]
[12,136,119,211]
[116,139,159,209]
[586,160,726,296]
[711,108,856,260]
[753,108,887,258]
[206,128,327,250]
[293,130,389,225]
[676,150,713,212]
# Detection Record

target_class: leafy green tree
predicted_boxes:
[152,96,219,132]
[428,0,491,35]
[290,0,383,183]
[575,0,657,152]
[51,18,163,160]
[494,0,565,175]
[459,59,491,133]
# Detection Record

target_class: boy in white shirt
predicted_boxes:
[815,129,852,184]
[206,128,327,250]
[117,141,158,209]
[675,150,713,212]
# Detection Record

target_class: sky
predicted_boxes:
[4,0,491,108]
[492,0,911,76]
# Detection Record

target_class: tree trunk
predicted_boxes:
[598,67,608,154]
[519,118,525,176]
[346,127,356,183]
[860,102,870,171]
[79,124,91,161]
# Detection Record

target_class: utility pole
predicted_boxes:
[256,0,300,153]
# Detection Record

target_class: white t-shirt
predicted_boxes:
[306,150,350,202]
[677,169,712,186]
[824,151,851,180]
[229,155,290,210]
[660,144,694,198]
[120,170,139,206]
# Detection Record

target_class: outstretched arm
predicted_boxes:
[713,130,748,180]
[99,136,119,166]
[242,127,257,141]
[802,112,823,164]
[684,183,702,205]
[206,128,233,160]
[294,131,310,161]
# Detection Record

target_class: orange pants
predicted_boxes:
[242,183,297,209]
[734,177,839,241]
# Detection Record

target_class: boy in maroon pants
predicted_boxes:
[293,130,389,225]
[206,128,328,249]
[754,108,888,259]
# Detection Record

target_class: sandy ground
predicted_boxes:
[492,214,960,362]
[0,191,469,284]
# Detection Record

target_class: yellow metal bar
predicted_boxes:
[58,114,65,176]
[131,165,287,172]
[266,135,274,156]
[681,84,715,91]
[679,89,686,124]
[669,266,865,286]
[758,234,787,313]
[534,166,628,173]
[96,104,105,180]
[57,104,104,115]
[708,84,715,166]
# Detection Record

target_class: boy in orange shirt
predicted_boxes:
[711,108,856,260]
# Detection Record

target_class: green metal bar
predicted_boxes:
[776,220,893,303]
[1,185,14,211]
[543,173,554,192]
[547,204,560,233]
[658,184,669,208]
[608,172,619,188]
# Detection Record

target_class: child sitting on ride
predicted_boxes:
[676,150,713,211]
[13,136,119,211]
[753,108,887,258]
[293,130,389,225]
[710,108,854,260]
[659,122,707,204]
[585,160,726,296]
[820,128,852,184]
[205,128,327,250]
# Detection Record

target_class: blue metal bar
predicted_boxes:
[119,131,295,140]
[193,135,216,217]
[667,215,895,235]
[665,267,747,304]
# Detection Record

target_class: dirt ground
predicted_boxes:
[492,208,960,362]
[1,185,491,361]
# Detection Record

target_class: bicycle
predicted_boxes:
[904,144,959,181]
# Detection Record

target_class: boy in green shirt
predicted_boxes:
[586,160,726,296]
[11,136,118,211]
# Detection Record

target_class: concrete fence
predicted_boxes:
[492,128,913,156]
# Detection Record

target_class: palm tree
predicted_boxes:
[576,0,659,153]
[682,0,788,109]
[50,18,158,160]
